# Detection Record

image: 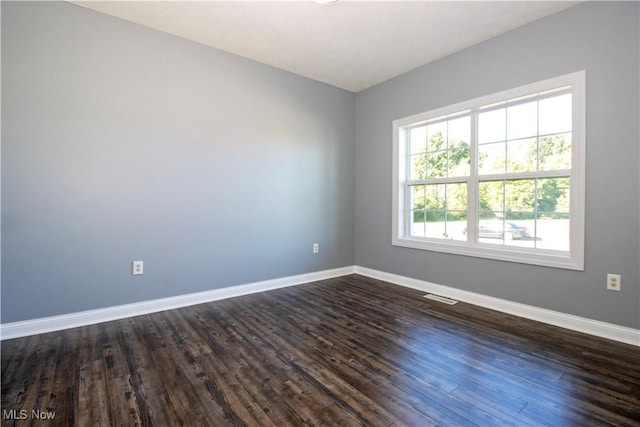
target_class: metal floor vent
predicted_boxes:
[423,294,458,305]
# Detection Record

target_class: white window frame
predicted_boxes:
[392,71,585,270]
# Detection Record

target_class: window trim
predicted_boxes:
[392,71,586,270]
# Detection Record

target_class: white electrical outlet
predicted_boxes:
[313,243,319,253]
[606,273,620,291]
[133,260,144,275]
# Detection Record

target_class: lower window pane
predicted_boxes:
[536,213,570,251]
[477,213,569,250]
[478,215,507,245]
[420,212,468,240]
[447,211,467,241]
[410,211,425,237]
[411,185,425,211]
[477,214,533,247]
[504,213,535,248]
[446,183,467,210]
[505,179,535,212]
[409,182,470,241]
[479,181,504,212]
[536,178,570,213]
[425,184,446,210]
[425,212,446,239]
[535,177,570,251]
[479,210,501,220]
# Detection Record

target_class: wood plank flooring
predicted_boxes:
[2,274,639,426]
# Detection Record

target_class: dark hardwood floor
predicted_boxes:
[2,274,639,426]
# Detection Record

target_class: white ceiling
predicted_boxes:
[72,1,579,93]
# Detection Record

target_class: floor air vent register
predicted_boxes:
[423,294,459,305]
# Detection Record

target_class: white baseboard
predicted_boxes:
[0,266,356,340]
[354,266,640,347]
[2,264,638,347]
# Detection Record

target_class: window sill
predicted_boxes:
[392,236,584,270]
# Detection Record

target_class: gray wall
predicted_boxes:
[355,2,640,329]
[1,2,355,323]
[3,2,639,331]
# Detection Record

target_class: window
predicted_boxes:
[392,71,585,270]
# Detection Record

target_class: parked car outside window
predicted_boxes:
[463,221,530,240]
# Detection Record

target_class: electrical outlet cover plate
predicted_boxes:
[606,273,620,291]
[133,261,144,275]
